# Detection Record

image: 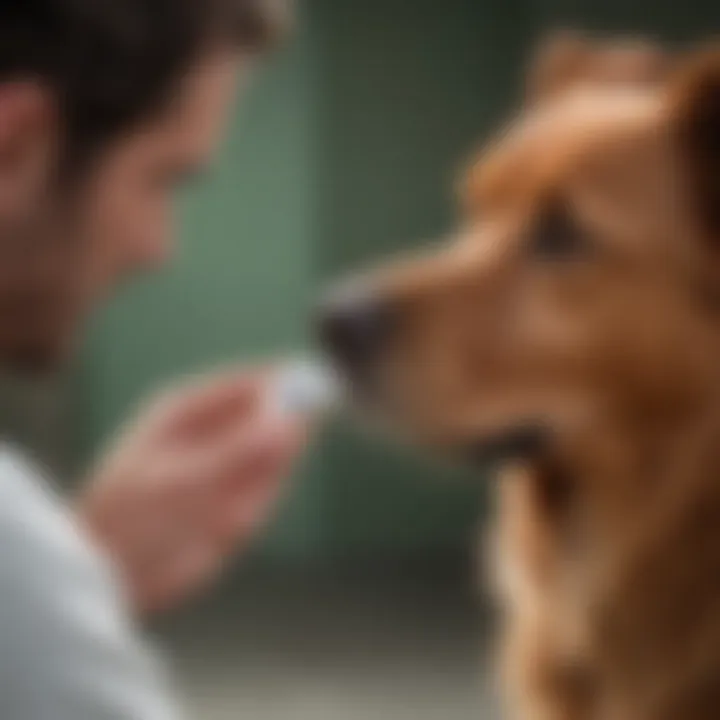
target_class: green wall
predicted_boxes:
[530,0,719,38]
[80,0,720,566]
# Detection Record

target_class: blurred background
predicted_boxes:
[3,0,719,718]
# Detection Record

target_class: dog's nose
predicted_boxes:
[318,288,394,373]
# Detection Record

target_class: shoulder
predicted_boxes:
[0,445,117,593]
[0,446,183,719]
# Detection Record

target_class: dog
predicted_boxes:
[319,31,720,720]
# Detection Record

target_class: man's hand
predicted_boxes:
[77,370,306,615]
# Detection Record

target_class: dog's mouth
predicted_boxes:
[323,350,552,469]
[341,380,552,470]
[457,423,551,467]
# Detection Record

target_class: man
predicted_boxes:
[0,0,306,717]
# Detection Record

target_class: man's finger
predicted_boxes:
[171,410,303,486]
[134,545,222,615]
[224,468,286,539]
[140,368,270,444]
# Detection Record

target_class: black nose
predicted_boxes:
[318,289,394,374]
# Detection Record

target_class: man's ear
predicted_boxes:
[669,47,720,244]
[0,82,55,218]
[527,30,669,105]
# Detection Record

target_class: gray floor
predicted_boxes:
[153,571,498,720]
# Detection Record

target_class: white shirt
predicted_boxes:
[0,447,183,719]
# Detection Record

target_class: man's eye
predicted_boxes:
[527,202,589,260]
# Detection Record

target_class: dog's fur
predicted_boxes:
[332,33,720,720]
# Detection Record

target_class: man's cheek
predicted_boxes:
[133,196,172,269]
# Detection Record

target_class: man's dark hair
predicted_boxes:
[0,0,281,172]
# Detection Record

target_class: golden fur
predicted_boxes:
[343,33,720,720]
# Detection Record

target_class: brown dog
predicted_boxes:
[320,32,720,720]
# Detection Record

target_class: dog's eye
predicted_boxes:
[527,203,588,260]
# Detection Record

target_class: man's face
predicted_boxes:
[0,49,243,371]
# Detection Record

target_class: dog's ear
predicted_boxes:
[669,48,720,244]
[528,30,669,105]
[527,30,592,103]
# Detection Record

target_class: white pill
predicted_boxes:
[268,358,343,417]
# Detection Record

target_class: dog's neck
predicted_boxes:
[534,376,720,549]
